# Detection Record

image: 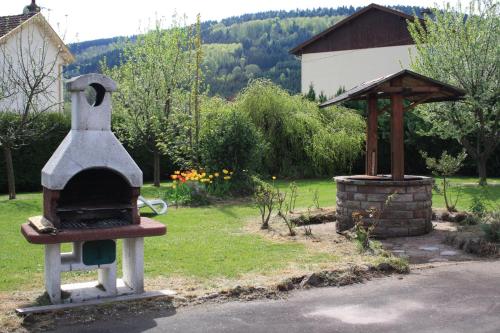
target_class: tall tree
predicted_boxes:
[103,16,196,186]
[0,18,64,199]
[408,0,500,184]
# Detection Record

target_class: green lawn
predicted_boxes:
[0,177,498,293]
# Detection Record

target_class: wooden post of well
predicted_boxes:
[366,95,378,176]
[390,92,405,180]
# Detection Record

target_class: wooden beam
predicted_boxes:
[366,95,378,176]
[390,93,405,180]
[378,86,441,93]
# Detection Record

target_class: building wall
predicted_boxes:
[0,19,66,113]
[301,44,416,98]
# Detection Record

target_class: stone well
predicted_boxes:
[335,175,434,238]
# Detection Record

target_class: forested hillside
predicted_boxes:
[66,5,426,97]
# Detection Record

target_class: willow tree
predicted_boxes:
[104,17,198,186]
[408,0,499,184]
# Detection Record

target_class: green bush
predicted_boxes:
[200,98,266,194]
[0,112,71,193]
[235,79,365,177]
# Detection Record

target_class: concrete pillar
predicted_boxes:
[44,243,61,304]
[98,265,117,295]
[122,237,144,293]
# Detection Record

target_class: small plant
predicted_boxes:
[253,177,278,230]
[420,150,467,212]
[303,207,313,237]
[480,211,500,242]
[288,182,298,213]
[276,186,297,236]
[168,168,234,206]
[352,194,396,252]
[312,189,320,209]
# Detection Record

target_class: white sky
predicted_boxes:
[1,0,441,43]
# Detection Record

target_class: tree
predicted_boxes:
[104,17,196,186]
[305,83,316,101]
[408,0,500,185]
[0,17,64,199]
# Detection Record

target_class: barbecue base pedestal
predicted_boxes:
[21,217,166,304]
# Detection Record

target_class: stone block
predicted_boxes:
[337,183,345,192]
[353,193,367,201]
[413,192,431,201]
[367,193,390,202]
[345,185,358,192]
[405,186,427,193]
[345,200,361,209]
[392,194,414,202]
[381,210,413,219]
[361,201,382,210]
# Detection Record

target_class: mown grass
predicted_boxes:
[0,177,498,292]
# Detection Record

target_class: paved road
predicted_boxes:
[54,261,500,333]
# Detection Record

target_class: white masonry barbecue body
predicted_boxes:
[42,74,145,304]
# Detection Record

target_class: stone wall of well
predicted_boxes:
[335,176,434,238]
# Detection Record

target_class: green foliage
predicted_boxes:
[305,83,316,101]
[200,100,266,177]
[0,112,70,192]
[253,176,278,229]
[103,17,203,185]
[352,194,396,252]
[235,80,365,177]
[469,196,488,218]
[408,0,500,184]
[421,150,467,212]
[480,212,500,242]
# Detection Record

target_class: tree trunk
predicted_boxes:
[477,156,488,186]
[3,146,16,200]
[153,150,161,187]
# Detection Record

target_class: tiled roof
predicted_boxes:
[0,13,36,39]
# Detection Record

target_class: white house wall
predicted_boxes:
[300,44,416,98]
[0,19,66,113]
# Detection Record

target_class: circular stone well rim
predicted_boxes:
[334,175,434,186]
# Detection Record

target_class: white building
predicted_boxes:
[0,1,74,113]
[290,4,423,98]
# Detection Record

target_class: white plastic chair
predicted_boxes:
[137,196,168,215]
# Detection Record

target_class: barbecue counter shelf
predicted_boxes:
[20,74,167,305]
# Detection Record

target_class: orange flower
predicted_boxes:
[171,175,178,180]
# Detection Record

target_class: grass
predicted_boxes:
[0,177,498,294]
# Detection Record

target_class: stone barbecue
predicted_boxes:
[320,70,465,237]
[21,74,167,304]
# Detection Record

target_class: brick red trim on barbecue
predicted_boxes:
[21,217,166,244]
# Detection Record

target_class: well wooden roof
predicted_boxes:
[319,70,466,108]
[290,3,424,55]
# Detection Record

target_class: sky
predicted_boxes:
[2,0,440,43]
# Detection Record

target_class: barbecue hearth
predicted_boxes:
[21,74,167,305]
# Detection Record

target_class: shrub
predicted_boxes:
[235,80,365,177]
[253,176,278,229]
[0,112,70,193]
[481,211,500,242]
[420,150,467,212]
[200,101,266,195]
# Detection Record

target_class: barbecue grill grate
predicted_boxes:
[61,218,132,230]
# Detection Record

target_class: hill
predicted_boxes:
[65,5,426,97]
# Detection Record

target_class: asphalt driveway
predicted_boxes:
[53,261,500,333]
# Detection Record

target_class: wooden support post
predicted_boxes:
[366,95,378,176]
[390,93,405,180]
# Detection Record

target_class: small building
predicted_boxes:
[0,1,74,113]
[290,3,423,98]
